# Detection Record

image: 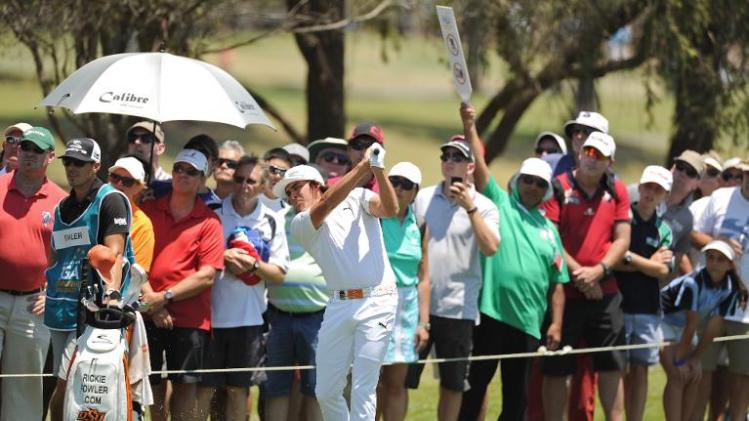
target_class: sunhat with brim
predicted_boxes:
[534,131,567,155]
[308,137,348,162]
[722,157,743,172]
[674,150,705,175]
[510,157,554,202]
[109,157,146,183]
[639,165,673,192]
[282,143,310,163]
[703,155,722,172]
[273,165,325,200]
[701,240,736,262]
[563,111,609,138]
[4,122,33,137]
[582,132,616,159]
[389,162,422,186]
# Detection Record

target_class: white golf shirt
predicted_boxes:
[291,187,396,291]
[212,196,290,327]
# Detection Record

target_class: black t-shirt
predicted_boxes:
[58,178,130,244]
[615,204,672,314]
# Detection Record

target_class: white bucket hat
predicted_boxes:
[272,165,325,199]
[534,131,567,155]
[511,157,554,202]
[639,165,672,192]
[564,111,609,138]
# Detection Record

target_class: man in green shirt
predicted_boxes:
[458,103,568,421]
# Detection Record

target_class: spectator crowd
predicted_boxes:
[0,102,749,421]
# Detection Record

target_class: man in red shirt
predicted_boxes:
[140,149,225,421]
[541,132,631,421]
[0,126,66,420]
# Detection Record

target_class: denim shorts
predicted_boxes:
[623,313,662,366]
[263,304,324,398]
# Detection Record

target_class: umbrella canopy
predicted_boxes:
[39,52,275,130]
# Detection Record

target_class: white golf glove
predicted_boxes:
[367,143,386,169]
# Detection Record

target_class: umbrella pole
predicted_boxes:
[148,120,157,184]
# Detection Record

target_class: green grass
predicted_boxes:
[5,31,677,420]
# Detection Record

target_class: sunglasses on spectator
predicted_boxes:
[173,165,201,177]
[216,158,239,169]
[388,176,416,191]
[349,138,376,151]
[108,173,137,188]
[583,147,608,161]
[62,157,89,167]
[573,126,595,136]
[5,136,21,145]
[440,152,469,163]
[320,151,349,165]
[675,161,699,179]
[705,167,721,178]
[535,147,561,155]
[268,165,288,176]
[519,174,549,189]
[233,175,259,185]
[722,171,744,182]
[20,142,47,155]
[127,132,156,144]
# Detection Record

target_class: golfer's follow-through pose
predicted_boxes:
[274,144,399,421]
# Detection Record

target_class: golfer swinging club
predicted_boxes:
[274,144,399,421]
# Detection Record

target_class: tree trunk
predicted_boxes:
[484,86,541,162]
[288,0,346,142]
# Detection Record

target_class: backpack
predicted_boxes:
[63,308,134,421]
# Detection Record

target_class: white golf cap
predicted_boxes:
[282,143,310,163]
[272,165,325,199]
[389,162,422,185]
[3,122,33,137]
[109,157,146,183]
[175,149,209,174]
[513,157,554,202]
[534,131,567,155]
[723,157,743,172]
[563,111,609,138]
[701,240,736,262]
[639,165,673,192]
[582,131,616,159]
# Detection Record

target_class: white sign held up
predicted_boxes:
[436,6,472,102]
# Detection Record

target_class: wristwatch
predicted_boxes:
[623,252,633,265]
[250,261,261,273]
[600,262,612,278]
[164,289,175,302]
[418,322,431,331]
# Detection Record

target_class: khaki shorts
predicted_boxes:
[701,320,749,374]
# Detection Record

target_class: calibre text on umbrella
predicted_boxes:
[99,92,149,104]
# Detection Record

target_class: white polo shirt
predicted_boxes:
[291,187,396,291]
[414,182,500,321]
[212,196,290,328]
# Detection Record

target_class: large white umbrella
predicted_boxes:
[39,52,275,130]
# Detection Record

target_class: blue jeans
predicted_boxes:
[263,305,324,397]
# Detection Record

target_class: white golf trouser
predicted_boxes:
[0,291,51,421]
[315,292,397,421]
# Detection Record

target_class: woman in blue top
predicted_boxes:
[377,162,430,421]
[660,240,747,421]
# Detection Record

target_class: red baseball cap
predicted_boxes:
[348,122,384,144]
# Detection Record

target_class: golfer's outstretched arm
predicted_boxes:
[368,167,399,218]
[310,158,371,228]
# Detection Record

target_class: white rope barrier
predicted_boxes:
[2,333,748,378]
